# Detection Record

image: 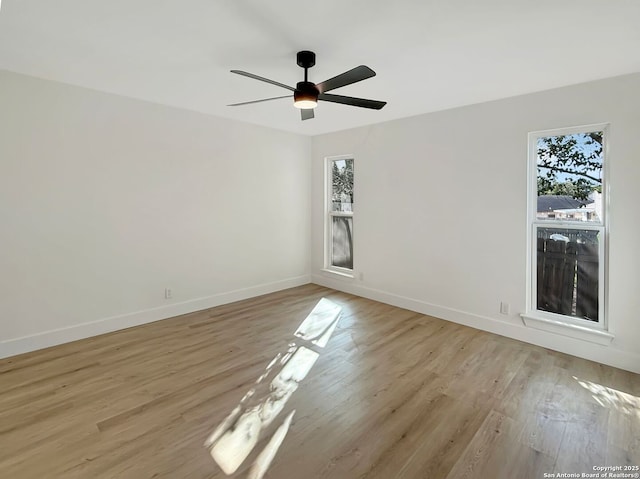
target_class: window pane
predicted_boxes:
[331,216,353,269]
[536,131,603,222]
[536,227,599,322]
[331,159,353,213]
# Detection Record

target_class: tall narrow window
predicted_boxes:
[326,156,354,273]
[527,125,607,329]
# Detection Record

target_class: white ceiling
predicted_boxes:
[0,0,639,135]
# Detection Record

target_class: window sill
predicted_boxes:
[521,314,614,346]
[321,268,354,279]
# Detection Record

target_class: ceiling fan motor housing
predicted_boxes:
[295,81,319,103]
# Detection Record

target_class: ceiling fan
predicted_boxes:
[228,51,387,121]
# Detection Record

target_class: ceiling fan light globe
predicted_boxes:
[294,99,318,109]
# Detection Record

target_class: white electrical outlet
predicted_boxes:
[359,272,364,281]
[165,288,172,299]
[500,302,510,315]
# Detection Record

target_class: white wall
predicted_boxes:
[0,70,311,357]
[311,73,640,373]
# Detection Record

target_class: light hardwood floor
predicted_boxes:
[1,284,638,478]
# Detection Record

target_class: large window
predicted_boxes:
[326,156,354,274]
[527,125,607,330]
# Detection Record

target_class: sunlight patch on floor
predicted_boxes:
[204,298,342,478]
[574,376,640,417]
[294,297,342,348]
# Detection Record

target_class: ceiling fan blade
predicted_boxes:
[316,66,376,93]
[318,93,387,110]
[301,109,315,121]
[230,70,295,92]
[228,95,292,107]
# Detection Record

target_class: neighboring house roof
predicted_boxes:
[537,195,588,213]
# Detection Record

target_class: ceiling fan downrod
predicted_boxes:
[294,51,319,108]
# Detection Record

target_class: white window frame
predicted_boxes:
[324,155,354,277]
[522,124,613,344]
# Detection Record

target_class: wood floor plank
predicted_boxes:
[445,409,556,479]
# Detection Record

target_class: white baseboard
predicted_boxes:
[312,273,640,374]
[0,275,311,359]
